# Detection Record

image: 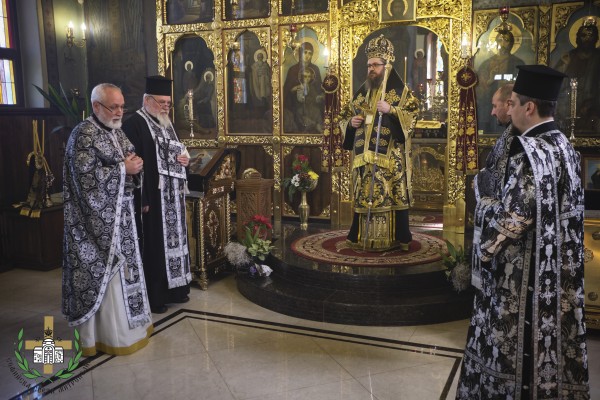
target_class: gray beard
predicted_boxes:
[98,114,122,130]
[156,113,171,128]
[145,106,171,128]
[108,120,123,130]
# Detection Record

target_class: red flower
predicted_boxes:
[244,214,272,239]
[251,214,272,229]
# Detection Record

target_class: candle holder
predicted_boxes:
[569,78,578,141]
[66,21,86,48]
[186,89,195,138]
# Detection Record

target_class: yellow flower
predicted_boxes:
[308,171,319,180]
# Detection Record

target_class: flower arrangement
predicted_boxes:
[224,215,274,277]
[241,215,274,261]
[440,240,471,292]
[282,154,319,199]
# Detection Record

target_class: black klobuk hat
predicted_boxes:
[145,75,172,96]
[513,65,567,102]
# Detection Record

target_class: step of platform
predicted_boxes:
[236,270,473,326]
[235,223,473,326]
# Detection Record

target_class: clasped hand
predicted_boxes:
[177,154,190,167]
[125,153,143,175]
[376,100,392,114]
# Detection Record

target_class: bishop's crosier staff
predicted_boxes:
[363,62,392,249]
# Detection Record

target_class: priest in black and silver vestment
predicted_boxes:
[123,76,191,314]
[457,65,590,399]
[63,83,152,356]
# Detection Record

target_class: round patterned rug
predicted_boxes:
[291,230,445,267]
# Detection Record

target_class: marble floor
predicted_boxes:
[1,268,599,400]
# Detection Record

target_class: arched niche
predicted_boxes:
[281,26,329,135]
[170,34,217,139]
[226,30,273,134]
[337,0,471,230]
[352,25,449,124]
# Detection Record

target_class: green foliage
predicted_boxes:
[33,83,90,133]
[440,239,467,272]
[242,225,274,261]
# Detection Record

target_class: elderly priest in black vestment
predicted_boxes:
[123,76,192,314]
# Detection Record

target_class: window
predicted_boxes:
[0,0,22,106]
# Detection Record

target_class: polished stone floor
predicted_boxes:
[1,267,599,399]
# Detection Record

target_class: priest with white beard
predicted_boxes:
[123,76,192,314]
[63,83,153,355]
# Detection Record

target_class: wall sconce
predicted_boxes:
[66,21,86,48]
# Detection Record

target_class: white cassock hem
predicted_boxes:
[79,273,153,356]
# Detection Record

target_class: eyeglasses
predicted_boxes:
[97,102,128,114]
[148,95,173,110]
[366,63,385,69]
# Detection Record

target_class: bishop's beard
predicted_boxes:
[366,73,383,91]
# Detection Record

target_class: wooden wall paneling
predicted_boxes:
[233,144,274,180]
[0,112,66,268]
[0,114,66,207]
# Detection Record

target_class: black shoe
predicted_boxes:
[151,305,168,314]
[170,295,190,304]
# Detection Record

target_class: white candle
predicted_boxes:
[67,21,74,38]
[187,89,194,121]
[570,78,577,118]
[461,32,469,59]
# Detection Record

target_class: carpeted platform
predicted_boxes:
[408,212,443,227]
[236,223,473,326]
[291,230,445,267]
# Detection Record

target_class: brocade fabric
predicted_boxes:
[62,117,151,329]
[458,122,589,399]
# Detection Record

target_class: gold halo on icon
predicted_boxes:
[487,24,523,55]
[184,61,194,71]
[386,0,408,17]
[254,48,268,62]
[568,16,600,48]
[203,70,214,82]
[293,37,321,64]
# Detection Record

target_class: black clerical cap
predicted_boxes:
[513,65,566,101]
[145,75,172,96]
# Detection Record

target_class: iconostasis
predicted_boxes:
[156,0,599,231]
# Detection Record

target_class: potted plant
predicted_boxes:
[224,214,274,277]
[441,240,471,292]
